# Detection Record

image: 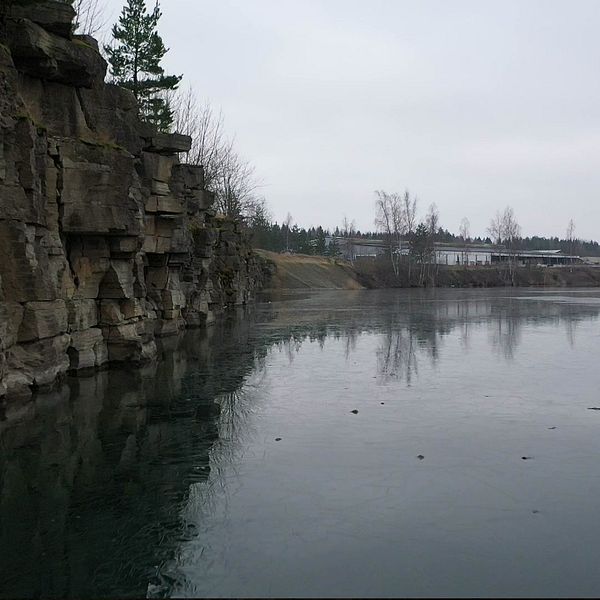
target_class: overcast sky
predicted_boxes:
[103,0,600,240]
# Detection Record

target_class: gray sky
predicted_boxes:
[103,0,600,240]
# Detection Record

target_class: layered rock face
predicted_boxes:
[0,2,265,400]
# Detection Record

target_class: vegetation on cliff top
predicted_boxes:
[104,0,181,132]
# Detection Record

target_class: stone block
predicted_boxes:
[105,321,143,342]
[161,289,185,310]
[187,189,215,212]
[108,237,139,254]
[0,302,25,351]
[146,266,169,290]
[68,328,107,370]
[142,235,158,254]
[100,298,146,325]
[155,236,172,254]
[98,260,135,299]
[170,224,189,254]
[145,196,158,213]
[104,320,157,363]
[5,18,106,88]
[100,300,123,325]
[1,120,53,226]
[156,196,184,214]
[17,75,93,139]
[59,140,143,236]
[8,1,76,38]
[155,319,182,337]
[155,217,176,238]
[2,367,32,400]
[151,180,171,196]
[18,300,68,342]
[66,299,98,331]
[142,234,172,254]
[5,333,71,396]
[143,133,191,155]
[141,152,174,183]
[121,298,145,320]
[78,84,144,155]
[144,215,157,235]
[70,255,110,299]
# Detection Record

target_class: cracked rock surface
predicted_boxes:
[0,2,268,401]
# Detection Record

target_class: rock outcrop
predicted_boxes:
[0,3,266,401]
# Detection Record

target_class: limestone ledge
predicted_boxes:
[0,3,267,401]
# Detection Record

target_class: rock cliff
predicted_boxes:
[0,2,265,401]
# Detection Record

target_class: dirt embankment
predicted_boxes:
[256,251,364,290]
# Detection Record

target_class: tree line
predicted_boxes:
[244,202,600,259]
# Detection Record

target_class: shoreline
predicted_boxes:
[256,251,600,291]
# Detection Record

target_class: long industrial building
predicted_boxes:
[327,237,582,266]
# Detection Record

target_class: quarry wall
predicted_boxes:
[0,2,266,401]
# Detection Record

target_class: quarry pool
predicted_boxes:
[2,288,600,598]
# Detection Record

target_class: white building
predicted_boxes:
[432,244,492,266]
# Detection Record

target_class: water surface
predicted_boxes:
[2,288,600,597]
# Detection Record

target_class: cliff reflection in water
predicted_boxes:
[1,289,600,597]
[0,316,262,599]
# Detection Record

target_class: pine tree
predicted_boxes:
[105,0,181,132]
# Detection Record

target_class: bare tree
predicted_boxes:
[374,190,403,276]
[501,206,521,282]
[341,216,357,260]
[341,216,356,237]
[487,211,503,245]
[426,202,440,265]
[172,87,230,190]
[402,190,418,237]
[402,190,417,281]
[487,207,521,281]
[426,203,439,236]
[566,218,576,265]
[283,212,293,252]
[216,148,261,218]
[374,189,420,280]
[459,217,470,242]
[72,0,108,36]
[501,206,521,247]
[459,217,470,266]
[172,87,262,219]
